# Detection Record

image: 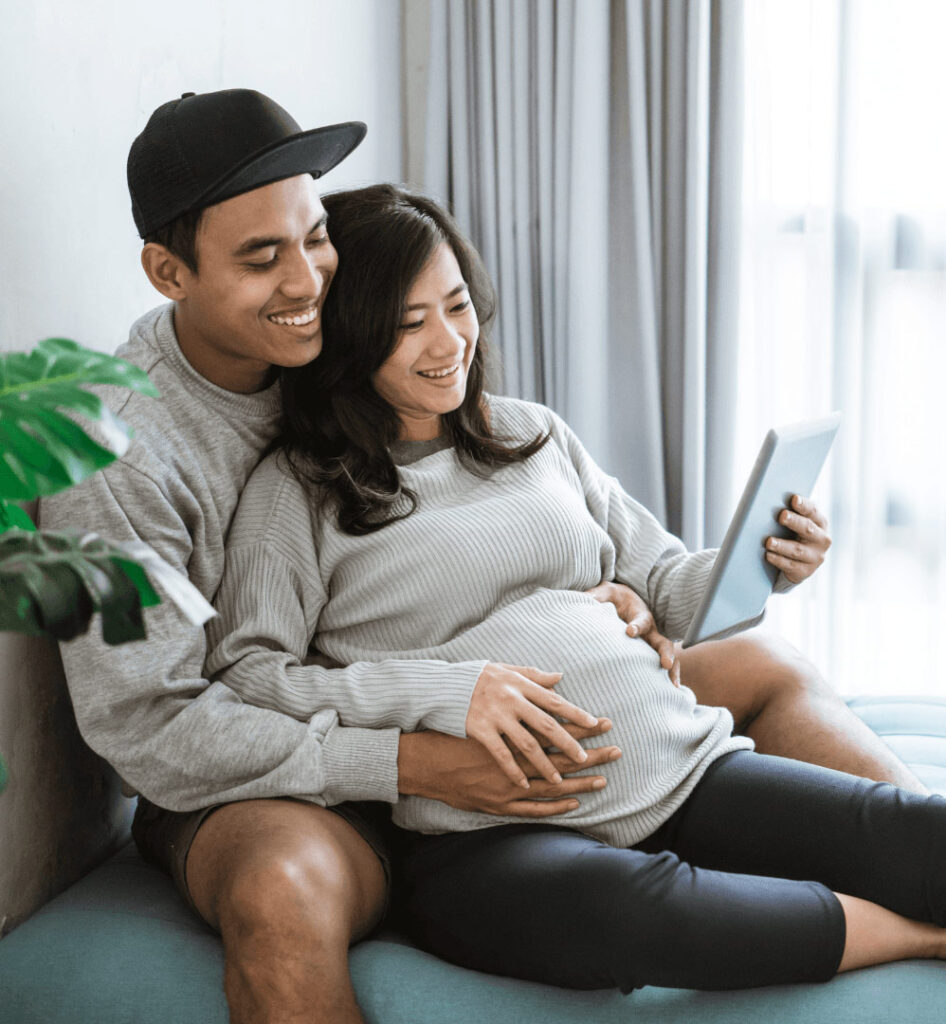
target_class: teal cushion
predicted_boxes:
[847,695,946,794]
[2,695,946,1023]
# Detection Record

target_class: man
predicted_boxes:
[42,88,923,1024]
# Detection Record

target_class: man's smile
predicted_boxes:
[267,304,319,327]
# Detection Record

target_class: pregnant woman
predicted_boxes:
[206,184,946,992]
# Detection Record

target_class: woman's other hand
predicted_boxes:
[585,580,681,686]
[765,495,831,584]
[466,663,599,787]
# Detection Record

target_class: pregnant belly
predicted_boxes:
[372,588,711,752]
[381,589,742,840]
[446,588,660,680]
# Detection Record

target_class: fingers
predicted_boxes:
[516,698,591,765]
[476,732,532,788]
[765,550,816,583]
[776,496,831,551]
[766,494,831,586]
[667,655,682,686]
[506,664,564,690]
[513,731,621,776]
[624,611,654,638]
[765,533,826,584]
[505,721,565,783]
[468,663,605,785]
[506,798,582,817]
[524,680,599,729]
[765,550,802,581]
[629,623,680,686]
[527,774,607,797]
[583,581,615,603]
[790,494,829,529]
[501,755,621,816]
[559,717,613,741]
[643,628,675,667]
[584,582,679,685]
[765,535,822,564]
[587,580,655,634]
[776,511,830,548]
[545,745,622,776]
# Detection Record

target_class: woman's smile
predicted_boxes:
[417,363,461,381]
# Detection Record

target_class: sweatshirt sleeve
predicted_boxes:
[548,411,718,641]
[39,459,401,811]
[205,472,485,737]
[207,544,487,737]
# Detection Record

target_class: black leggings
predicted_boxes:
[393,750,946,992]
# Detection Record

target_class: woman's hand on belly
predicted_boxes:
[466,663,601,787]
[585,580,681,686]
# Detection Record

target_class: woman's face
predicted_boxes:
[372,242,479,441]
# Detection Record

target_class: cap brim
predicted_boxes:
[201,121,366,208]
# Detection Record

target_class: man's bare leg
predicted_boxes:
[678,630,929,795]
[185,799,387,1024]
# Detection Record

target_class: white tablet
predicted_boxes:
[681,412,841,649]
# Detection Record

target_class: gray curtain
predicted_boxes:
[402,0,744,549]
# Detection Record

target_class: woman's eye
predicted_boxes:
[451,298,471,313]
[246,257,277,271]
[307,234,330,248]
[399,321,423,332]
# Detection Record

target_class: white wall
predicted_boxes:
[0,0,403,355]
[0,0,403,933]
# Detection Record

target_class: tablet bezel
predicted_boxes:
[681,412,841,649]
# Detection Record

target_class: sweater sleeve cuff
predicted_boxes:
[420,660,487,737]
[318,724,400,805]
[773,570,796,595]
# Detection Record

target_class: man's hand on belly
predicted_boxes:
[396,722,622,817]
[585,580,681,686]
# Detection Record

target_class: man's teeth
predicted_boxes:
[418,365,458,379]
[269,307,318,326]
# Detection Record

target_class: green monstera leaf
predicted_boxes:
[0,502,36,532]
[0,530,161,645]
[0,339,176,794]
[0,337,158,504]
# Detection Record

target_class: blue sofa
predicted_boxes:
[1,695,945,1024]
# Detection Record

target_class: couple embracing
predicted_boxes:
[43,89,946,1024]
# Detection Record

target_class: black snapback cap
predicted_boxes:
[127,88,366,238]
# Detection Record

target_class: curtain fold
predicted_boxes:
[402,0,744,548]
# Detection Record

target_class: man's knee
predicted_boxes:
[187,801,386,943]
[219,845,353,945]
[738,632,833,704]
[681,630,831,732]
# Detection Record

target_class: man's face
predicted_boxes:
[174,174,337,393]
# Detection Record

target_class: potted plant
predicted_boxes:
[0,337,211,791]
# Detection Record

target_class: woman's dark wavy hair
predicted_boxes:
[278,184,550,535]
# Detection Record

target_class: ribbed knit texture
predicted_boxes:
[39,304,401,811]
[208,397,752,845]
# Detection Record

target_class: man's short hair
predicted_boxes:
[143,206,204,273]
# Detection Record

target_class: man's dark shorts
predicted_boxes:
[132,796,395,925]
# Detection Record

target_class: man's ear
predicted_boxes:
[141,243,194,300]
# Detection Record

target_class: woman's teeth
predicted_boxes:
[268,307,318,327]
[418,365,458,379]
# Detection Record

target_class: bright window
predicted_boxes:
[738,0,946,696]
